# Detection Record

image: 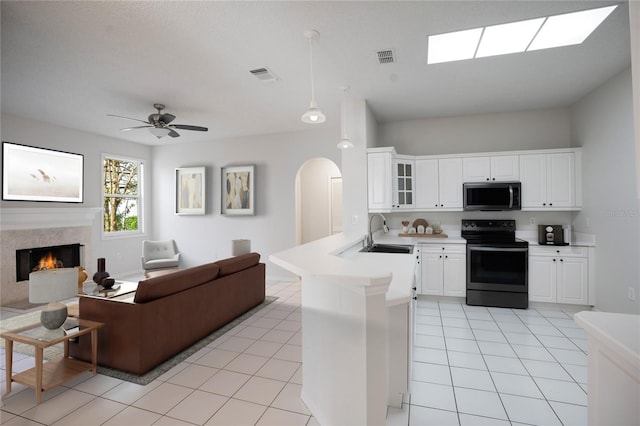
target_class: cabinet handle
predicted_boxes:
[413,296,418,300]
[492,178,496,181]
[412,286,417,291]
[553,258,557,262]
[556,250,560,253]
[439,255,442,258]
[445,255,448,259]
[549,203,553,206]
[486,178,490,181]
[543,203,546,206]
[435,204,438,207]
[440,204,444,207]
[560,259,563,262]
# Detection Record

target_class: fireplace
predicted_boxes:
[15,243,83,282]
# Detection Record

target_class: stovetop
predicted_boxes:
[461,219,528,247]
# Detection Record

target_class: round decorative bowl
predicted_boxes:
[101,277,116,289]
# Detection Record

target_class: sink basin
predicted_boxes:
[359,243,414,254]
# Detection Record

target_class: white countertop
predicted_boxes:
[270,232,417,307]
[574,311,640,369]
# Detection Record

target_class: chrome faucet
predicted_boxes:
[367,213,390,248]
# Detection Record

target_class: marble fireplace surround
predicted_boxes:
[0,207,100,306]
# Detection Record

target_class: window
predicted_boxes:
[102,154,143,236]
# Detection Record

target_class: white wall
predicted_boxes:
[150,126,340,282]
[0,113,152,277]
[571,67,640,314]
[298,158,341,244]
[378,108,571,155]
[341,99,376,236]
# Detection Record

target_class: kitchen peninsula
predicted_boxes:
[270,232,418,426]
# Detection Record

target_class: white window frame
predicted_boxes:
[102,153,145,239]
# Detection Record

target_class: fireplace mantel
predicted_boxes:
[0,207,101,230]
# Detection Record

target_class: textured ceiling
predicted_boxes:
[1,1,631,145]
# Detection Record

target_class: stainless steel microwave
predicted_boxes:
[463,182,521,211]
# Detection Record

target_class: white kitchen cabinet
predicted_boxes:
[529,246,590,305]
[367,150,393,212]
[463,155,519,182]
[369,147,581,213]
[520,152,576,209]
[415,158,463,210]
[420,244,466,296]
[392,159,414,209]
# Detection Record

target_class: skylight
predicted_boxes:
[427,4,617,64]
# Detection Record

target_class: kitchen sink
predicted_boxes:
[359,243,414,254]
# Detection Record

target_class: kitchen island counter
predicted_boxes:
[270,232,417,426]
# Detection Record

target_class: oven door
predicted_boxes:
[466,244,528,293]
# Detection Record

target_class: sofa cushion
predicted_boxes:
[134,263,220,303]
[214,252,260,277]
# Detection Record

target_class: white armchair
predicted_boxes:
[141,240,180,272]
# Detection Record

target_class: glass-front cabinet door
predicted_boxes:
[393,159,414,209]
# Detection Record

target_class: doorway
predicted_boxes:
[295,158,343,245]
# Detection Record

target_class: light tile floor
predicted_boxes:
[387,298,589,426]
[1,282,589,425]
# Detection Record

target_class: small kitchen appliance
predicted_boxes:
[538,225,570,246]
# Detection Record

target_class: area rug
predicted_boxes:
[1,296,277,385]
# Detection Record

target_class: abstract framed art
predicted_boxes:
[2,141,84,203]
[175,166,205,215]
[221,165,254,215]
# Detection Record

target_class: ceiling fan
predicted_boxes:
[107,103,208,138]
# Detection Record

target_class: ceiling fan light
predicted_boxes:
[149,127,170,138]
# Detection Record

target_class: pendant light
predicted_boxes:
[337,86,354,149]
[301,30,326,124]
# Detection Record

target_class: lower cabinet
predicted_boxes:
[420,244,466,297]
[529,246,590,305]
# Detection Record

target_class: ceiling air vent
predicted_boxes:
[249,67,279,83]
[376,49,396,64]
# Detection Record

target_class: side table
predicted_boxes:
[1,318,104,403]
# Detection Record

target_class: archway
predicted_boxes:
[295,158,343,245]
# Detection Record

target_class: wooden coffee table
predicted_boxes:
[1,319,104,403]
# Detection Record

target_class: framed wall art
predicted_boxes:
[175,167,205,215]
[221,165,254,215]
[2,141,84,203]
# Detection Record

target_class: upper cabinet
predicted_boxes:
[367,150,393,212]
[367,147,581,213]
[367,149,416,211]
[520,152,581,210]
[393,159,415,209]
[415,158,463,210]
[463,155,519,182]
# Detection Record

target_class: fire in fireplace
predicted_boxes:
[15,244,83,282]
[34,253,64,271]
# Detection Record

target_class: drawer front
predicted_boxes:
[420,243,466,254]
[529,246,587,257]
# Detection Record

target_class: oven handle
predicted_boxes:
[509,185,514,209]
[469,246,528,253]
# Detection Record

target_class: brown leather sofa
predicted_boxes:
[70,252,265,375]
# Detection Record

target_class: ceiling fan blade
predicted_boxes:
[107,114,150,125]
[171,124,208,132]
[121,125,152,131]
[168,129,180,138]
[159,113,176,124]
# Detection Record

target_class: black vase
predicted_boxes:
[93,258,110,284]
